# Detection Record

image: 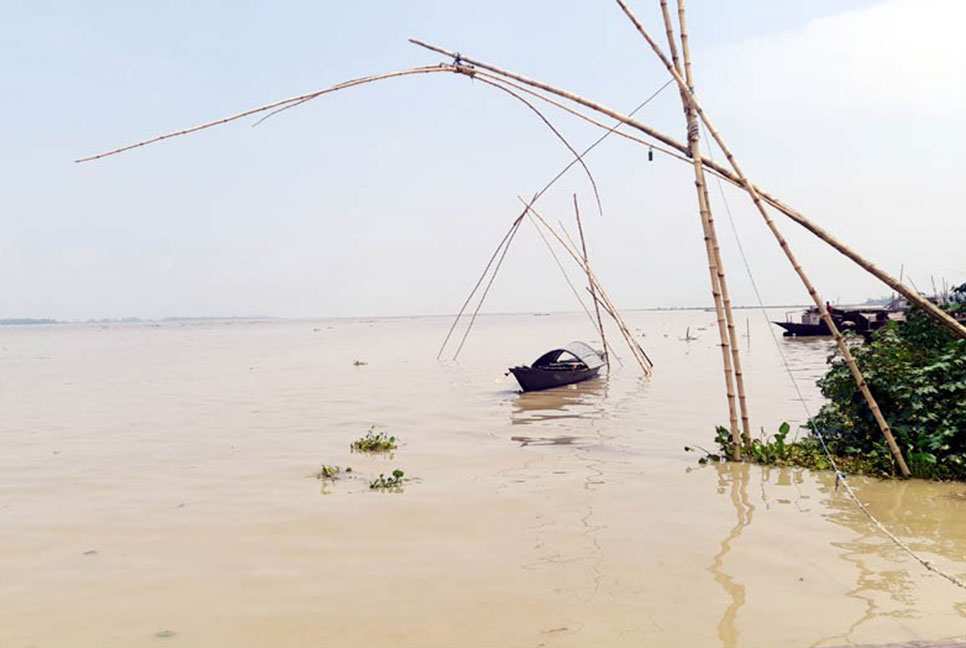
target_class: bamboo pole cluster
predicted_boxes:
[615,0,909,475]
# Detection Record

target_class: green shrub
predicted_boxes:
[808,304,966,479]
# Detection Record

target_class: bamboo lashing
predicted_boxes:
[574,195,611,374]
[659,1,749,449]
[615,0,910,475]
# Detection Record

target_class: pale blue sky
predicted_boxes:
[2,0,962,319]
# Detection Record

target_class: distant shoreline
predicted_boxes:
[0,316,278,327]
[0,306,818,327]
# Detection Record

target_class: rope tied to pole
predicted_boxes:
[451,53,477,79]
[687,120,700,141]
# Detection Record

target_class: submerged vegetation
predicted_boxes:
[704,295,966,480]
[369,469,405,490]
[315,464,351,480]
[351,427,398,453]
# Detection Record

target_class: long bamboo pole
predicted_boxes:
[574,195,611,374]
[615,0,910,476]
[404,40,966,341]
[659,0,689,134]
[672,0,751,443]
[75,65,459,163]
[656,3,741,450]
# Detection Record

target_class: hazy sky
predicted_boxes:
[2,0,964,319]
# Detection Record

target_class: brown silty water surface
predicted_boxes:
[1,311,965,647]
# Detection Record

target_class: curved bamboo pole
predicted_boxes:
[74,65,457,163]
[615,0,910,476]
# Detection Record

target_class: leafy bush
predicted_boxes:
[808,304,966,479]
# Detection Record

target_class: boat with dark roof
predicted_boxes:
[508,341,605,392]
[774,304,898,337]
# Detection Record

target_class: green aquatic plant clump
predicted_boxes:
[369,469,405,490]
[701,423,887,476]
[351,426,397,453]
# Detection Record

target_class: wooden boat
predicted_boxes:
[774,304,896,337]
[508,341,605,392]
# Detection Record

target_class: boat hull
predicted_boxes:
[509,366,601,392]
[774,315,890,337]
[773,320,831,336]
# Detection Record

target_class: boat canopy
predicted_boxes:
[531,341,604,370]
[562,341,605,370]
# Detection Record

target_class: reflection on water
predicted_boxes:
[779,336,835,400]
[711,463,754,648]
[510,435,586,447]
[509,377,608,426]
[813,473,966,643]
[708,461,966,647]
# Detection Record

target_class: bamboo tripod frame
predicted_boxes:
[616,0,911,475]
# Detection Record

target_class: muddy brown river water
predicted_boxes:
[1,311,964,647]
